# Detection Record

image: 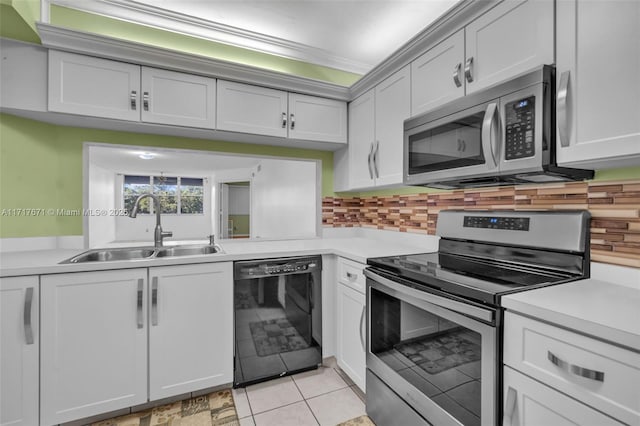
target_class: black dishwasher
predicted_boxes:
[233,256,322,387]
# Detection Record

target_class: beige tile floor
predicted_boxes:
[233,365,367,426]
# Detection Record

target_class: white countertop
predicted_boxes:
[0,235,438,277]
[503,278,640,352]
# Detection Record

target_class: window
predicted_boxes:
[123,175,204,215]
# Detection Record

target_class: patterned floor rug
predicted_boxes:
[249,317,310,357]
[394,328,481,374]
[91,389,239,426]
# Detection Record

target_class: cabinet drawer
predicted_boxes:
[503,366,623,426]
[504,312,640,425]
[337,257,366,294]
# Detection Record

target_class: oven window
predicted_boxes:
[408,111,485,174]
[370,288,482,426]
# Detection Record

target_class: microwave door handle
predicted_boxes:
[557,71,571,147]
[481,102,499,167]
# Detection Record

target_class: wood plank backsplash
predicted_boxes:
[322,180,640,268]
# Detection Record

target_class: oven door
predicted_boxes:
[365,269,497,426]
[404,100,501,186]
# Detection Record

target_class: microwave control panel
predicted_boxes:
[505,96,535,160]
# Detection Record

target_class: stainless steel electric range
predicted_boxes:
[364,210,590,426]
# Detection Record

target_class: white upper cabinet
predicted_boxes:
[465,0,554,93]
[49,50,141,121]
[555,0,640,169]
[1,276,39,426]
[347,89,376,189]
[345,66,411,191]
[140,67,216,129]
[412,29,465,116]
[217,80,288,137]
[217,80,347,143]
[40,269,148,425]
[49,51,216,129]
[148,263,233,400]
[374,66,411,186]
[288,93,347,143]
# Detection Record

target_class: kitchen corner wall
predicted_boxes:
[323,180,640,268]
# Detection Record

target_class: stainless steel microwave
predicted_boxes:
[403,66,593,189]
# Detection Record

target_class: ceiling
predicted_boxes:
[51,0,461,75]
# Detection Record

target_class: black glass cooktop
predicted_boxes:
[367,251,578,306]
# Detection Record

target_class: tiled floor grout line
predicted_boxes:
[290,375,322,426]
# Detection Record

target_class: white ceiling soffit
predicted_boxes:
[49,0,460,75]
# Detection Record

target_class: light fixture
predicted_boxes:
[138,152,155,160]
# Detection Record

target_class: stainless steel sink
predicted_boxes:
[155,244,220,258]
[61,247,156,263]
[60,244,223,264]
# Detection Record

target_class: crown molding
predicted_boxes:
[36,23,351,101]
[349,0,498,99]
[49,0,373,75]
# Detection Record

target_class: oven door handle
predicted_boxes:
[364,269,494,323]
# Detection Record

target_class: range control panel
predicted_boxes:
[464,215,530,231]
[505,96,535,160]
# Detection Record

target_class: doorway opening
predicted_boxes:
[219,181,251,239]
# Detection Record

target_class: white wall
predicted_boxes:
[252,159,317,239]
[228,186,250,215]
[87,164,116,247]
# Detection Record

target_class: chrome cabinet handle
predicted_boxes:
[373,140,380,178]
[151,276,158,326]
[464,57,474,83]
[548,351,604,382]
[503,386,517,426]
[367,142,375,179]
[282,112,287,128]
[290,113,295,130]
[136,279,144,329]
[481,102,499,167]
[143,92,149,111]
[453,62,462,88]
[557,71,571,147]
[359,304,365,352]
[23,287,34,345]
[130,90,137,110]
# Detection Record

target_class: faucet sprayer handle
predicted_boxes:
[208,234,215,245]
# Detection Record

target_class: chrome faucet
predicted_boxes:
[129,193,173,247]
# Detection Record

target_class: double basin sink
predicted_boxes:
[60,244,222,264]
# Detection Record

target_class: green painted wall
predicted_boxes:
[0,2,40,43]
[0,113,334,238]
[228,214,250,236]
[49,5,361,86]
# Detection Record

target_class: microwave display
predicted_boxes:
[505,96,535,160]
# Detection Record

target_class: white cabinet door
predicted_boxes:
[348,90,376,190]
[465,0,554,94]
[411,29,465,115]
[148,262,233,400]
[40,269,148,425]
[0,276,39,426]
[216,80,288,137]
[556,0,640,169]
[141,67,216,129]
[503,366,623,426]
[336,283,366,392]
[375,65,411,187]
[48,50,141,121]
[288,93,347,143]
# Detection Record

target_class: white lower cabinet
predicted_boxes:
[39,263,234,425]
[336,258,367,392]
[503,311,639,426]
[503,366,623,426]
[40,269,148,426]
[1,276,39,426]
[148,263,233,400]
